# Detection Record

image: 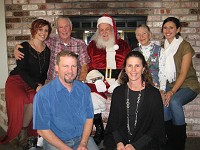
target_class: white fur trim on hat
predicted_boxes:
[97,16,113,28]
[86,70,104,81]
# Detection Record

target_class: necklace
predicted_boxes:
[37,52,46,74]
[31,39,46,74]
[126,87,142,136]
[32,39,44,52]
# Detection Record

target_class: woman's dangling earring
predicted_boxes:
[175,33,179,39]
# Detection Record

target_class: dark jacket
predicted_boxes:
[104,84,166,150]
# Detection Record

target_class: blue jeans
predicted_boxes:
[164,86,197,125]
[43,136,98,150]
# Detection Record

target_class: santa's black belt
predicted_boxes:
[98,69,121,79]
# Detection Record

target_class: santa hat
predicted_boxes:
[97,14,119,50]
[86,70,104,82]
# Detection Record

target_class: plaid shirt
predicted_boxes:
[45,35,90,81]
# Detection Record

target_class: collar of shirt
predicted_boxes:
[54,77,78,93]
[56,36,79,47]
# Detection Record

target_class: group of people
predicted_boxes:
[0,13,199,150]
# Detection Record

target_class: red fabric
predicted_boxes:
[87,38,130,113]
[0,75,37,144]
[87,39,131,72]
[86,83,108,99]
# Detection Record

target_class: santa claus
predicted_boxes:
[86,14,131,145]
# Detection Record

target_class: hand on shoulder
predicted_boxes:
[14,44,24,60]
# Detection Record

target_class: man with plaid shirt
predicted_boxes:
[14,16,89,82]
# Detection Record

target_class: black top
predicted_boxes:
[128,89,144,140]
[10,42,50,90]
[104,84,166,150]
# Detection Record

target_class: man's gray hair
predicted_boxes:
[55,15,73,29]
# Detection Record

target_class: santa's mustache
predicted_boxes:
[102,34,109,37]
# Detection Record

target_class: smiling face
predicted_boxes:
[135,26,151,46]
[31,19,51,39]
[55,55,78,85]
[34,25,49,42]
[125,56,144,82]
[98,23,113,41]
[56,18,72,43]
[162,21,181,43]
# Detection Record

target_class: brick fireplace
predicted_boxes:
[0,0,200,137]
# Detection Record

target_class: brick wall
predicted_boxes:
[1,0,200,136]
[0,89,7,131]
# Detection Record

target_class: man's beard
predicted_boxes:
[92,30,115,49]
[64,73,76,84]
[64,78,74,84]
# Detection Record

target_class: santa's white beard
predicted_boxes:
[92,31,115,49]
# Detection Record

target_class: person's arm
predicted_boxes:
[131,135,152,149]
[105,87,123,145]
[79,63,88,82]
[159,48,167,91]
[38,129,72,150]
[17,43,40,90]
[131,89,165,149]
[78,84,94,149]
[78,40,90,81]
[77,118,93,150]
[36,84,43,92]
[111,90,123,144]
[14,44,24,60]
[158,47,167,102]
[165,52,192,106]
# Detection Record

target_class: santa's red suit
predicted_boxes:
[85,14,131,145]
[86,38,131,114]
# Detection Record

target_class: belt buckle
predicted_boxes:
[105,68,112,80]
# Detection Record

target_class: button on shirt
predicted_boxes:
[33,77,94,141]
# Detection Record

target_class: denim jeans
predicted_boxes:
[164,86,197,125]
[43,136,98,150]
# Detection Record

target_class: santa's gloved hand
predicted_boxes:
[94,79,107,92]
[108,80,120,93]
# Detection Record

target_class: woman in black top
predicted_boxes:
[0,19,51,148]
[104,51,166,150]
